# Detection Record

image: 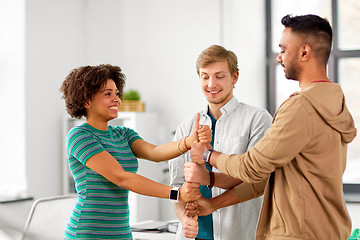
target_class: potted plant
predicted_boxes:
[119,89,145,112]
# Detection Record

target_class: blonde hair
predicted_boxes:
[196,45,238,76]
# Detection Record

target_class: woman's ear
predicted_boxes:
[84,100,91,109]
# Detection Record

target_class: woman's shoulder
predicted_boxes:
[109,125,131,134]
[109,125,141,139]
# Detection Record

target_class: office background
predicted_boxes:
[0,0,359,229]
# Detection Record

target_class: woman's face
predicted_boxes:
[85,79,121,123]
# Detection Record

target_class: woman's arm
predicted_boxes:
[85,150,201,202]
[131,113,212,162]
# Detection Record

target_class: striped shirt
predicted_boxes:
[64,123,141,240]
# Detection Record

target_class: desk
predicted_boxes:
[131,220,177,240]
[133,231,176,240]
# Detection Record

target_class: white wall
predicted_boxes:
[25,0,86,198]
[84,0,221,143]
[0,0,26,199]
[23,0,266,221]
[222,0,267,108]
[84,0,267,142]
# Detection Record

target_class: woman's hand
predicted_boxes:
[179,182,201,202]
[184,162,209,185]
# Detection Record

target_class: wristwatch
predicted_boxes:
[169,187,179,203]
[203,149,214,164]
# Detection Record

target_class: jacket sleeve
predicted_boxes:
[217,96,312,183]
[233,179,268,203]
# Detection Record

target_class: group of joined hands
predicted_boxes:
[176,113,221,237]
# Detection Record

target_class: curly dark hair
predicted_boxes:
[60,64,126,119]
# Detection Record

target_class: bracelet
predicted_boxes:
[177,139,184,154]
[184,136,190,150]
[207,171,215,189]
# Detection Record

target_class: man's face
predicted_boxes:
[277,27,303,80]
[199,60,238,106]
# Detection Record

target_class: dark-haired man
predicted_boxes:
[189,14,357,239]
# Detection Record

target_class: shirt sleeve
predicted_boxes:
[119,126,143,145]
[247,109,273,150]
[217,96,312,183]
[168,121,192,188]
[66,127,106,165]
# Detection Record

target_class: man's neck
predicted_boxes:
[208,104,222,120]
[299,74,330,89]
[298,63,329,89]
[207,95,234,120]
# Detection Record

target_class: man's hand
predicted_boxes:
[195,197,215,216]
[185,198,215,217]
[187,113,212,148]
[182,215,199,239]
[179,182,201,202]
[197,125,212,145]
[184,162,209,185]
[190,142,207,165]
[184,201,199,217]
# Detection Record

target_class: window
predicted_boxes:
[266,0,360,191]
[0,0,26,201]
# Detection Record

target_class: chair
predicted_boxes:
[22,194,77,240]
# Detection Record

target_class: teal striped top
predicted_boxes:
[64,123,141,240]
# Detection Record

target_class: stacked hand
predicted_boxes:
[179,182,201,202]
[182,214,198,239]
[185,198,214,217]
[184,162,215,217]
[180,113,212,238]
[187,113,212,149]
[184,162,209,184]
[189,141,208,165]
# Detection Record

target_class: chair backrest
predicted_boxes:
[22,194,77,240]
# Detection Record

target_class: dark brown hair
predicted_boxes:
[281,14,333,64]
[60,64,126,118]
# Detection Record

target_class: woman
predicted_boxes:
[60,64,211,239]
